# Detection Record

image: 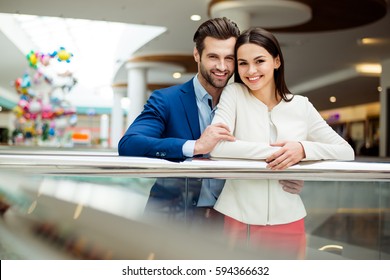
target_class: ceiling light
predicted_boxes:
[378,86,382,92]
[329,96,337,103]
[172,72,181,79]
[355,64,382,75]
[358,37,390,45]
[190,15,201,21]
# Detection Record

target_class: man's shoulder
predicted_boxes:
[154,78,194,96]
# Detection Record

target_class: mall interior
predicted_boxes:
[0,0,390,260]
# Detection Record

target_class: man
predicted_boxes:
[118,18,303,230]
[118,17,240,228]
[118,17,239,160]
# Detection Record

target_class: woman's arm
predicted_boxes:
[300,100,355,161]
[210,84,279,160]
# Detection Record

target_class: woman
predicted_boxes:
[210,27,355,257]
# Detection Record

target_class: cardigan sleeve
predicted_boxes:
[299,99,355,161]
[211,86,354,161]
[210,84,279,160]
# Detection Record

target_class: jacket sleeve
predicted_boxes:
[118,90,187,160]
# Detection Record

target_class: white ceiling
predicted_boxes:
[0,0,390,112]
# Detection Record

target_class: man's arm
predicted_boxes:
[118,89,235,160]
[118,91,187,160]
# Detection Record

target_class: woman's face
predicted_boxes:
[237,43,280,93]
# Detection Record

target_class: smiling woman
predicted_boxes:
[209,27,355,253]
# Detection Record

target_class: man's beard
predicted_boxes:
[199,63,231,89]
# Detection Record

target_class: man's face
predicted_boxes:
[194,36,236,90]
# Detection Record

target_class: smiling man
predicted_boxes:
[118,17,240,160]
[117,17,240,228]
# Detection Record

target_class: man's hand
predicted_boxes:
[266,141,306,170]
[279,180,304,194]
[194,123,235,155]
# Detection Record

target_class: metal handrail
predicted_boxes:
[1,152,390,180]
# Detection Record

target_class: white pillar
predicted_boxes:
[125,63,148,126]
[110,85,125,149]
[100,114,109,148]
[124,61,185,127]
[379,59,390,157]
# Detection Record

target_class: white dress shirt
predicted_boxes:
[183,75,222,207]
[182,75,216,157]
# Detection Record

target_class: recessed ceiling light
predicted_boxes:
[358,37,389,45]
[173,72,182,79]
[329,96,337,103]
[190,15,201,21]
[355,63,382,75]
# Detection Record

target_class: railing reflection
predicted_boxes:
[0,151,389,260]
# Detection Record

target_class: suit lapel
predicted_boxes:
[179,80,201,139]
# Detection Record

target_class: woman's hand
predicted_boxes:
[266,141,306,170]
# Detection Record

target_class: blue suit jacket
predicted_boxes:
[118,79,201,160]
[119,79,225,216]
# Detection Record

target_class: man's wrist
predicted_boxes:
[183,140,196,157]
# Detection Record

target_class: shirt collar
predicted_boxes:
[193,74,212,102]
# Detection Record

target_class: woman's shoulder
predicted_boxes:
[288,94,310,105]
[223,82,250,96]
[284,94,318,114]
[224,82,246,89]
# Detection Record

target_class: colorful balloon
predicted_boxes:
[51,47,73,63]
[26,50,39,69]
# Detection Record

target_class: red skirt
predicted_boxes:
[224,216,306,259]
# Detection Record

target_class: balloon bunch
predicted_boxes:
[51,47,74,63]
[13,99,76,121]
[26,47,73,68]
[11,47,78,146]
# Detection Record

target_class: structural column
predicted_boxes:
[379,59,390,157]
[100,114,109,148]
[125,63,148,126]
[124,61,185,127]
[110,85,126,149]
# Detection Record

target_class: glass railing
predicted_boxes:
[0,148,389,260]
